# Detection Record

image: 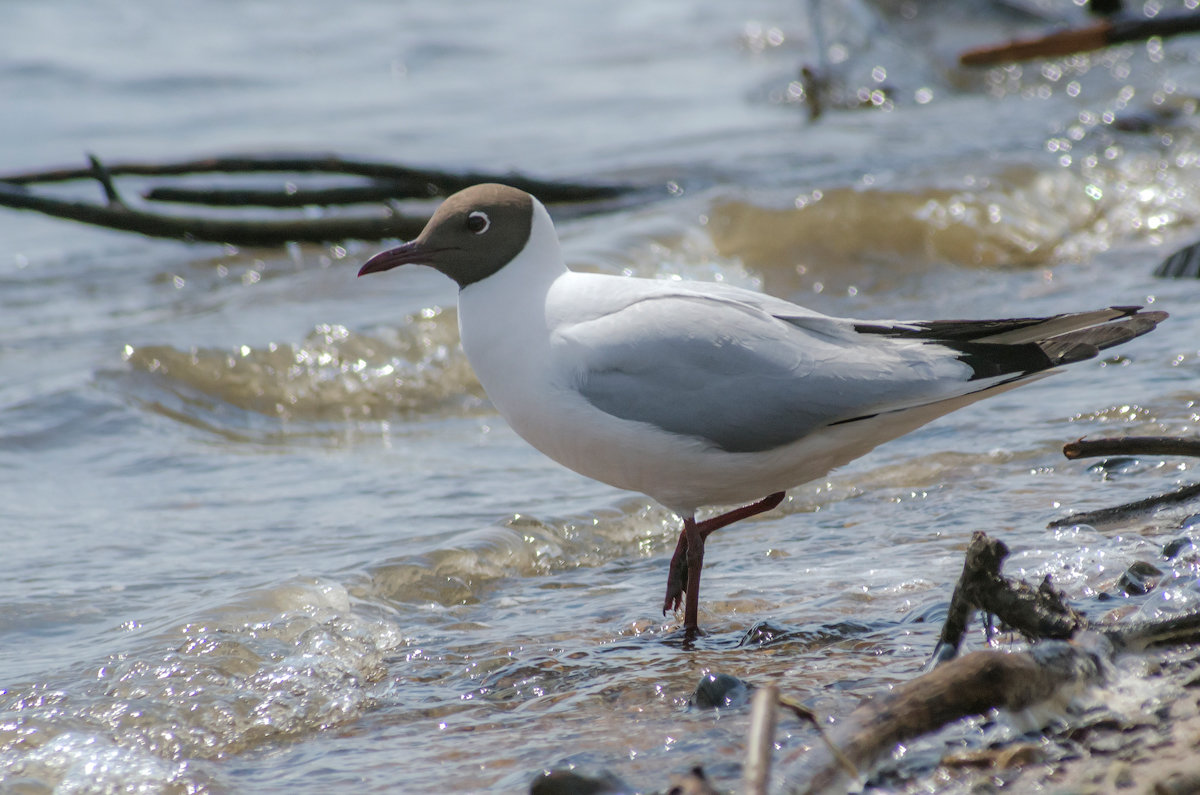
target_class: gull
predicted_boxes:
[358,183,1166,636]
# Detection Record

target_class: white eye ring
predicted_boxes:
[467,211,491,235]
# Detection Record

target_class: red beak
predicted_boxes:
[358,240,426,277]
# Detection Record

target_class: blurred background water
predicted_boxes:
[4,0,1200,791]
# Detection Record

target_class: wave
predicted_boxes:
[121,310,485,431]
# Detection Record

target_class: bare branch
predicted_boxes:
[87,153,123,205]
[742,686,779,795]
[0,152,639,244]
[1063,436,1200,460]
[143,182,416,208]
[782,638,1106,793]
[1048,481,1200,529]
[960,13,1200,66]
[0,180,426,245]
[0,152,629,202]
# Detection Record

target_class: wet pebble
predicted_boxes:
[667,766,719,795]
[1118,561,1164,596]
[1151,770,1200,795]
[1163,536,1196,561]
[529,769,628,795]
[688,672,751,710]
[1113,104,1183,134]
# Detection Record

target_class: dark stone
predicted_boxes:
[689,672,751,709]
[667,766,720,795]
[529,769,626,795]
[1163,536,1195,560]
[1117,560,1164,596]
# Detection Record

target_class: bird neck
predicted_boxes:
[456,199,567,374]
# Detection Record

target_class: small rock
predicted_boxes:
[529,769,627,795]
[1118,561,1164,596]
[1152,770,1200,795]
[689,672,751,709]
[667,766,720,795]
[1164,536,1196,560]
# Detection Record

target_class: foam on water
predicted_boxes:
[0,580,404,792]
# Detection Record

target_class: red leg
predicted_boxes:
[683,516,704,633]
[661,491,786,632]
[663,523,690,615]
[696,491,786,540]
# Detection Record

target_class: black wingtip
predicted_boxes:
[863,305,1167,382]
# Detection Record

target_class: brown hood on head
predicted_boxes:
[358,183,534,288]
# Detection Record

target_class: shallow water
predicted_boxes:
[5,0,1200,792]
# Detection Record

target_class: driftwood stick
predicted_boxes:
[742,686,779,795]
[776,695,860,781]
[1046,482,1200,533]
[1063,436,1200,460]
[1048,481,1200,529]
[144,182,416,208]
[960,12,1200,66]
[934,532,1085,662]
[782,639,1105,794]
[1052,436,1200,528]
[961,21,1115,66]
[87,153,123,205]
[143,178,635,208]
[0,180,426,245]
[1107,609,1200,652]
[774,527,1200,794]
[769,528,1200,794]
[0,153,629,202]
[0,153,640,244]
[142,179,642,209]
[935,533,1200,653]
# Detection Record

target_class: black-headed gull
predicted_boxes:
[359,183,1166,636]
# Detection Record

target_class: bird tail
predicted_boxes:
[855,305,1167,380]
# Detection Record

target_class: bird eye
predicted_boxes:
[466,211,490,234]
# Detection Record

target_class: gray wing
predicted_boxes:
[556,293,974,453]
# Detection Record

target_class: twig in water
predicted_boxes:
[959,12,1200,66]
[1048,481,1200,529]
[0,152,630,202]
[780,638,1105,794]
[777,695,859,781]
[1053,435,1200,528]
[742,686,779,795]
[933,532,1085,662]
[87,154,123,205]
[0,180,427,245]
[0,152,640,245]
[1063,436,1200,460]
